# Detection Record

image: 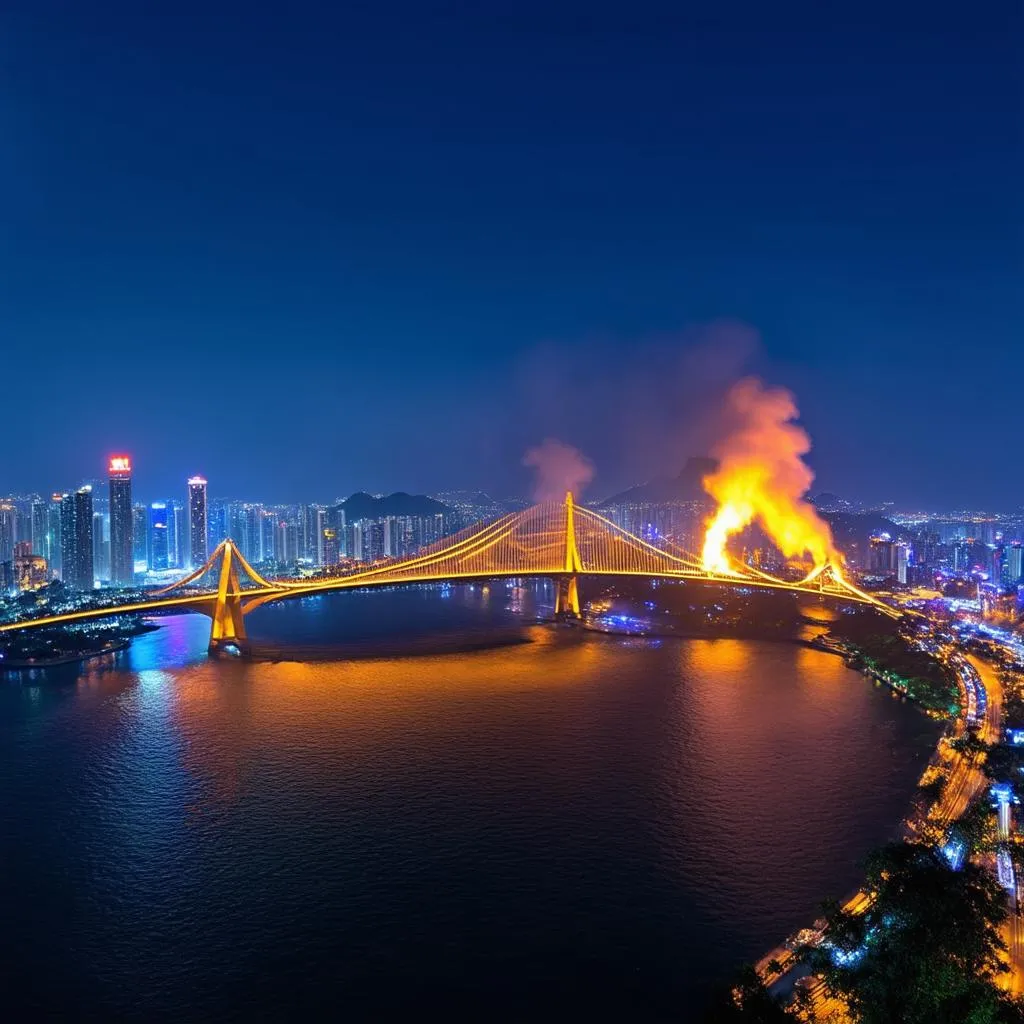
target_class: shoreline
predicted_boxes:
[0,638,133,672]
[753,634,975,1000]
[0,623,160,674]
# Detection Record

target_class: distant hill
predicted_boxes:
[821,510,899,566]
[333,491,449,521]
[600,457,718,506]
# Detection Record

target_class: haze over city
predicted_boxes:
[2,3,1022,1022]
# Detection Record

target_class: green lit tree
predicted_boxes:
[809,842,1020,1024]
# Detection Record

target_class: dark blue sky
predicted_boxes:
[2,1,1020,507]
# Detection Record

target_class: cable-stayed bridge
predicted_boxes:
[0,493,897,656]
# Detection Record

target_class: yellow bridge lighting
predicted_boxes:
[0,493,898,657]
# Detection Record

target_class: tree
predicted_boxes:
[955,800,998,854]
[809,842,1019,1024]
[703,965,793,1022]
[917,774,948,806]
[951,732,989,763]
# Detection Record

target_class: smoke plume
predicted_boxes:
[522,439,595,502]
[700,378,838,573]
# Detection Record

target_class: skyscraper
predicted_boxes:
[92,512,108,583]
[208,499,228,551]
[0,501,14,564]
[149,503,169,571]
[188,476,208,569]
[323,527,339,567]
[31,500,47,558]
[47,493,63,576]
[1007,544,1024,586]
[108,455,134,586]
[170,501,187,568]
[990,547,1005,587]
[60,487,95,591]
[132,504,148,571]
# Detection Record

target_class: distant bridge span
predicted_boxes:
[0,493,898,656]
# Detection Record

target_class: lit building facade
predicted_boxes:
[188,476,208,569]
[149,503,169,571]
[0,501,14,564]
[60,487,95,591]
[108,455,134,586]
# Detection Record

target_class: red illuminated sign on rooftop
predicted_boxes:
[108,455,132,475]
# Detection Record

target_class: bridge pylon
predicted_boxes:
[554,491,583,619]
[207,540,250,656]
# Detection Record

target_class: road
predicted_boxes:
[926,653,998,829]
[968,653,1024,999]
[758,648,1016,1020]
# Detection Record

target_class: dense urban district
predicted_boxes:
[4,455,1024,1022]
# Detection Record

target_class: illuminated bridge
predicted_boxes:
[0,493,897,656]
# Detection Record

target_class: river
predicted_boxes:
[0,581,938,1020]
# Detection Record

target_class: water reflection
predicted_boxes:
[0,585,940,1020]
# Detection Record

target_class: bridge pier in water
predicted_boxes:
[553,574,581,619]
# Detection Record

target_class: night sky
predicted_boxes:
[2,1,1020,507]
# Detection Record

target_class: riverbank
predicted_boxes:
[753,639,991,1017]
[0,622,160,673]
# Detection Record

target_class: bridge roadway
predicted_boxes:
[0,564,891,637]
[0,495,896,652]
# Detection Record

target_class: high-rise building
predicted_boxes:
[149,503,169,571]
[188,476,208,569]
[170,501,187,569]
[132,504,148,571]
[323,528,339,567]
[260,511,276,563]
[1007,544,1024,586]
[0,501,14,564]
[60,487,95,591]
[108,455,134,586]
[241,504,263,562]
[31,500,48,558]
[301,505,323,564]
[896,543,909,585]
[208,499,228,551]
[868,536,897,576]
[274,520,299,563]
[990,547,1005,588]
[92,512,108,583]
[326,505,347,558]
[46,493,63,576]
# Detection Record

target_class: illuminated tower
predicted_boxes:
[188,476,209,569]
[60,486,95,591]
[0,501,14,564]
[108,456,134,586]
[149,503,169,571]
[132,505,148,570]
[31,500,47,558]
[47,493,63,575]
[1007,544,1023,585]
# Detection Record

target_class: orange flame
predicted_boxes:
[700,378,840,577]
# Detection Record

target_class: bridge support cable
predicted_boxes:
[0,500,901,651]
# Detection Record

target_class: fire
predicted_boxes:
[700,378,840,577]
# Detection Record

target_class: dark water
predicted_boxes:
[0,583,938,1021]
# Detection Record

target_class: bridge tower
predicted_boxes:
[554,491,583,619]
[208,540,250,656]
